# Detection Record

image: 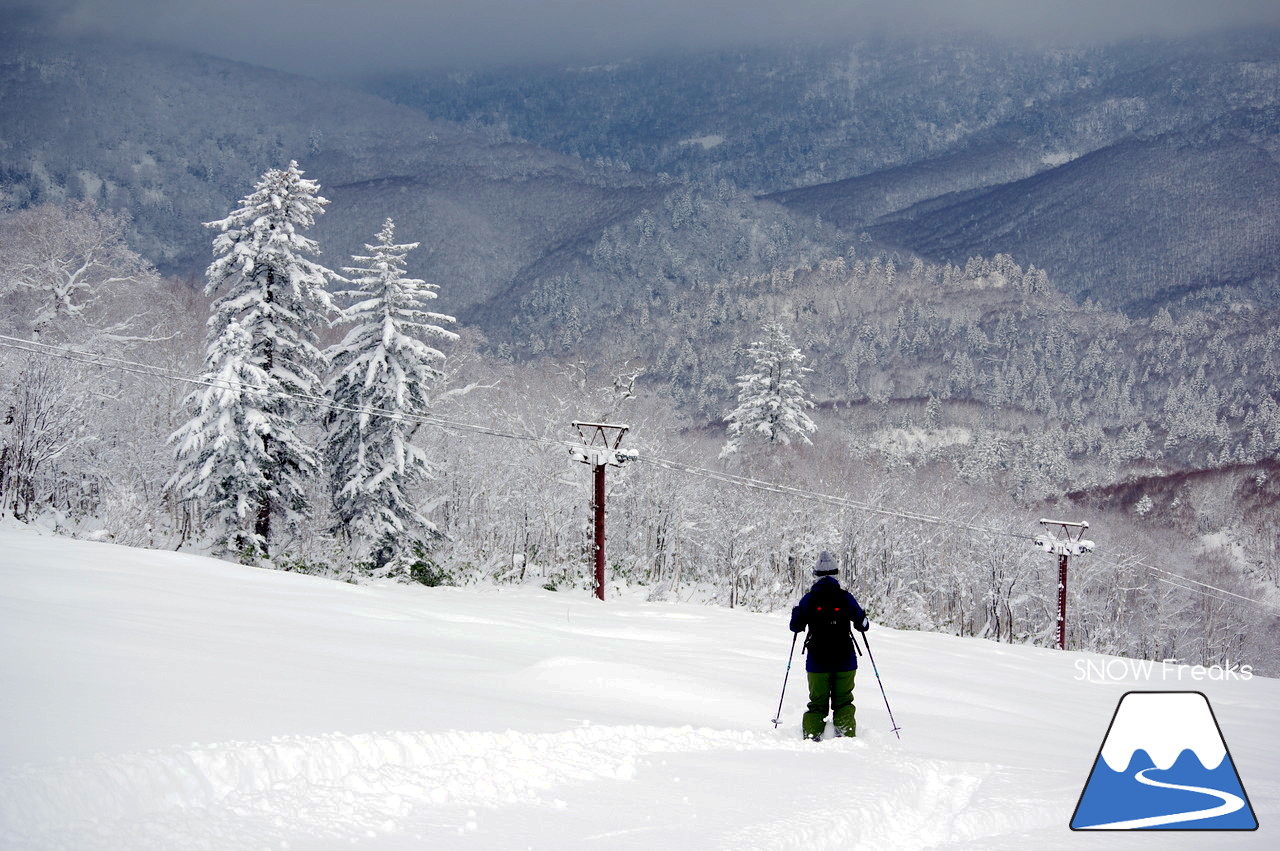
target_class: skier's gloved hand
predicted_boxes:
[855,616,870,633]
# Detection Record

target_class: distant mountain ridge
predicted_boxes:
[0,30,849,346]
[866,118,1280,313]
[372,31,1280,314]
[0,30,666,318]
[768,36,1280,312]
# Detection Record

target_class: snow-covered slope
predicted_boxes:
[1,523,1275,849]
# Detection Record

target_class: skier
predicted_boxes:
[789,551,869,741]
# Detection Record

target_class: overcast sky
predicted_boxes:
[17,0,1280,75]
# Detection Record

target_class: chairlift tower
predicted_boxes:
[1034,519,1095,650]
[570,422,635,600]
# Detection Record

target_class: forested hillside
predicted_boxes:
[0,30,663,313]
[492,181,1280,480]
[369,37,1107,193]
[1,26,1277,673]
[376,31,1280,314]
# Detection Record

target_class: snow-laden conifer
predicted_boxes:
[170,162,336,559]
[721,321,816,457]
[324,218,457,570]
[167,322,274,556]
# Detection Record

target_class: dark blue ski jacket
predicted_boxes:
[789,576,868,673]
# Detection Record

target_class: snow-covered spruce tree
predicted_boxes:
[324,218,457,571]
[167,322,271,556]
[720,321,816,457]
[170,162,336,561]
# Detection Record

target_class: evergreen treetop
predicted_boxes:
[171,161,338,559]
[325,218,458,569]
[722,321,816,457]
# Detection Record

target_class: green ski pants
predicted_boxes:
[803,670,856,738]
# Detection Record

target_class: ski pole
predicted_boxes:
[859,630,902,740]
[771,632,799,728]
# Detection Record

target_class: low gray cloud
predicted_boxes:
[29,0,1280,75]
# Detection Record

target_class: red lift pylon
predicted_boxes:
[570,422,634,600]
[1035,519,1095,650]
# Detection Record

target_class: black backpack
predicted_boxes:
[804,582,854,661]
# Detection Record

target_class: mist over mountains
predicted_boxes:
[0,30,668,318]
[373,31,1280,314]
[6,27,1277,320]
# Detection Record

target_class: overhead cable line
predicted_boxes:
[1089,550,1280,614]
[0,334,574,451]
[1151,576,1252,610]
[633,452,1032,542]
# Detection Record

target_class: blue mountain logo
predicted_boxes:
[1071,691,1258,830]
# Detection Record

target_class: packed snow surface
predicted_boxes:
[1,522,1275,849]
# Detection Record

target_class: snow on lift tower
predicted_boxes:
[570,422,633,601]
[1035,519,1095,650]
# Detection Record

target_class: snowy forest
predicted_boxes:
[2,163,1277,676]
[1,22,1278,682]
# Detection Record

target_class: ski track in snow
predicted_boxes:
[0,726,1046,850]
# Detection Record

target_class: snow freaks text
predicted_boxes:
[1074,659,1254,684]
